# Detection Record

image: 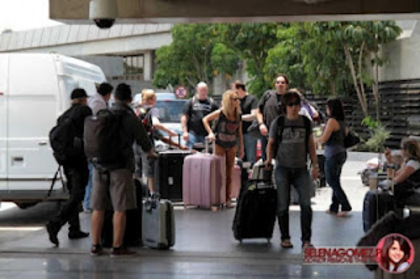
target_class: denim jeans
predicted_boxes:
[260,136,268,162]
[187,132,206,149]
[83,163,93,210]
[243,133,257,164]
[275,165,312,242]
[325,151,352,213]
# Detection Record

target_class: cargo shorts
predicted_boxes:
[91,168,137,211]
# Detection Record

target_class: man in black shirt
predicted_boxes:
[255,74,289,161]
[181,82,219,149]
[232,80,258,164]
[46,88,92,246]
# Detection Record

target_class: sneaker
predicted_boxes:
[110,246,137,258]
[90,244,103,257]
[302,241,314,249]
[68,230,90,239]
[281,239,294,249]
[46,222,60,246]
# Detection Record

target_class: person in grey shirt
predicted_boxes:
[84,83,113,213]
[90,83,155,257]
[265,91,318,249]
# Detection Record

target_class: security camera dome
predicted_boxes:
[93,18,115,29]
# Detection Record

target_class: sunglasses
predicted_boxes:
[287,102,300,107]
[276,81,287,84]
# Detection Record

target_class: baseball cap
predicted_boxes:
[70,88,88,99]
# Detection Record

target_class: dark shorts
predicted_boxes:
[91,168,136,211]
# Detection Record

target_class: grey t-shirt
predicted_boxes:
[269,116,311,168]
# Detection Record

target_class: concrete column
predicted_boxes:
[143,51,153,81]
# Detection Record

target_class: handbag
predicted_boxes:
[344,130,360,148]
[246,119,261,138]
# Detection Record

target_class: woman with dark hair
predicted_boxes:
[380,235,411,272]
[316,98,352,217]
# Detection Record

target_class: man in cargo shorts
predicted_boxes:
[83,82,113,213]
[90,83,155,257]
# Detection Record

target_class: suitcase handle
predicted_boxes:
[205,137,216,154]
[145,193,161,212]
[168,134,182,150]
[250,165,272,184]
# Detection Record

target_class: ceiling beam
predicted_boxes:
[50,0,420,24]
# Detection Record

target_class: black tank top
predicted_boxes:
[215,112,240,148]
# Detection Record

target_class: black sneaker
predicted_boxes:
[90,244,103,256]
[68,231,90,239]
[302,241,314,249]
[110,246,137,258]
[46,222,59,246]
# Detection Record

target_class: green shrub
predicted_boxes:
[358,117,390,152]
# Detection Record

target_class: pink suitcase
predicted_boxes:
[182,152,226,209]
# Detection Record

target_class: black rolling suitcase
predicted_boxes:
[232,166,277,242]
[154,149,192,202]
[101,179,144,247]
[362,189,394,232]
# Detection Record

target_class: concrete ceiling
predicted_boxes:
[50,0,420,24]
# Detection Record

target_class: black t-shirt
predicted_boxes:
[258,90,283,130]
[182,97,219,136]
[240,94,258,134]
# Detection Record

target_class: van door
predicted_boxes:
[7,54,58,190]
[0,55,8,190]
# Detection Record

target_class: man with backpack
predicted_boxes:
[264,91,318,249]
[181,82,219,149]
[256,74,289,161]
[46,88,92,246]
[83,82,114,213]
[88,83,155,257]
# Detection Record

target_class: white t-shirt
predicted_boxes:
[406,159,420,194]
[406,159,420,171]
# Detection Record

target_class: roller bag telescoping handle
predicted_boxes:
[204,137,216,154]
[168,134,182,150]
[252,165,273,184]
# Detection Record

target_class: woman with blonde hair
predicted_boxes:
[203,90,244,208]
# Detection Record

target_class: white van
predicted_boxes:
[0,53,106,208]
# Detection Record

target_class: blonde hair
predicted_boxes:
[141,89,156,104]
[401,138,420,162]
[221,90,241,120]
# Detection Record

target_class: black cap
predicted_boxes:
[70,88,88,100]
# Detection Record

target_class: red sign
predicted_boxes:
[175,86,187,99]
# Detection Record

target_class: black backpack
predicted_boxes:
[49,111,80,165]
[272,115,312,160]
[137,107,154,137]
[84,109,127,172]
